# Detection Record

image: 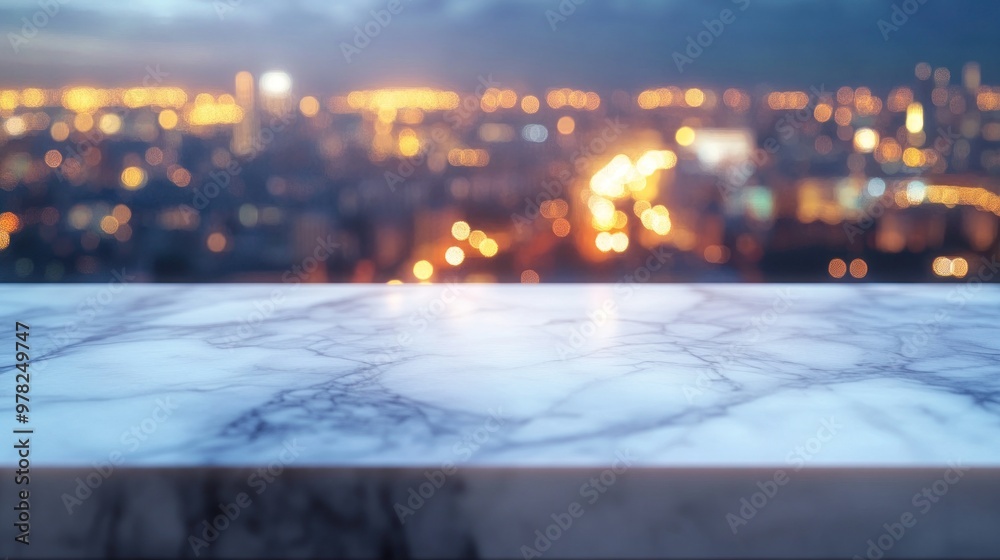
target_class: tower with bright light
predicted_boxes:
[259,71,293,117]
[232,71,259,156]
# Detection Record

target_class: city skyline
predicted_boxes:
[2,60,998,283]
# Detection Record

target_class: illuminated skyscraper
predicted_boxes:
[232,71,259,156]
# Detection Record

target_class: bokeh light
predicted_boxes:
[829,259,847,279]
[413,260,434,280]
[445,246,465,266]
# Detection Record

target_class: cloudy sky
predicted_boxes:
[1,0,998,93]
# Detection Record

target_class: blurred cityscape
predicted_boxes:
[2,62,1000,283]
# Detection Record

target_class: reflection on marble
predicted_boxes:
[1,284,998,559]
[1,284,998,467]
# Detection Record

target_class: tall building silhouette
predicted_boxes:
[232,71,259,156]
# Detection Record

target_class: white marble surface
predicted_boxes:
[2,284,998,467]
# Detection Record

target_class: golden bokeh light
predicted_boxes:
[99,216,120,235]
[676,126,696,147]
[112,204,132,224]
[468,230,487,248]
[0,212,20,233]
[73,112,94,132]
[595,231,613,252]
[541,199,569,219]
[21,88,44,107]
[546,89,567,109]
[829,258,847,279]
[44,150,63,168]
[98,113,122,135]
[447,148,489,167]
[61,87,109,113]
[158,109,179,130]
[610,231,629,252]
[120,166,147,190]
[50,121,70,141]
[451,221,471,240]
[413,260,434,280]
[906,102,924,133]
[398,128,420,157]
[853,128,879,153]
[903,147,926,167]
[635,150,677,175]
[207,232,227,253]
[637,90,659,110]
[950,257,969,278]
[814,104,833,122]
[933,256,952,277]
[640,205,672,235]
[521,95,540,114]
[479,238,499,257]
[171,167,191,187]
[299,96,321,117]
[849,258,868,279]
[934,256,969,278]
[4,116,29,137]
[834,106,853,126]
[552,218,571,237]
[684,88,705,107]
[556,116,575,135]
[498,89,517,109]
[445,246,465,266]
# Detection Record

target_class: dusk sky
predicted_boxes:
[1,0,999,92]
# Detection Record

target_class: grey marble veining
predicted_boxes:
[1,283,998,468]
[2,284,1000,559]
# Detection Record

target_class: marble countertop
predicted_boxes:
[2,284,998,468]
